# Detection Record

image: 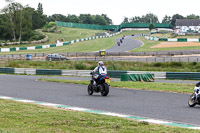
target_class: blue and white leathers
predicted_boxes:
[93,65,107,75]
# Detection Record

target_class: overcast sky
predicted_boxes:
[1,0,200,25]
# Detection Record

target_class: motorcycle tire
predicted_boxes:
[188,93,196,107]
[101,83,109,96]
[88,84,93,95]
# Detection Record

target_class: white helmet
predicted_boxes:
[98,61,104,66]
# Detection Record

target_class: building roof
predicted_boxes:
[176,19,200,26]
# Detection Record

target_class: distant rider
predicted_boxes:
[91,61,107,85]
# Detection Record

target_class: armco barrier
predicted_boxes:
[0,67,14,74]
[62,70,91,77]
[177,38,187,42]
[3,67,200,80]
[107,71,128,78]
[166,72,200,80]
[0,67,166,79]
[146,36,200,42]
[14,68,36,75]
[36,69,62,75]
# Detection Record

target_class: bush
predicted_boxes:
[75,62,87,70]
[153,62,162,67]
[170,62,182,67]
[29,31,45,41]
[47,22,56,28]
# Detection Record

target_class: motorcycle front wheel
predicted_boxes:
[101,83,109,96]
[88,84,93,95]
[188,93,196,107]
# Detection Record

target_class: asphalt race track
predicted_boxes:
[0,75,200,126]
[106,35,143,52]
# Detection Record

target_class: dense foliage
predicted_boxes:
[47,14,113,25]
[2,60,200,72]
[0,1,112,43]
[123,13,200,27]
[0,1,46,42]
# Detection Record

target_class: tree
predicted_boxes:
[130,16,142,23]
[37,3,43,14]
[162,15,171,23]
[149,23,155,31]
[171,14,184,27]
[66,14,80,23]
[32,3,46,29]
[142,13,159,23]
[124,13,159,23]
[94,15,107,25]
[101,14,112,25]
[187,14,199,19]
[122,17,129,23]
[79,14,95,24]
[1,2,20,41]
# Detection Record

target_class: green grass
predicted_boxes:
[3,60,200,72]
[151,33,173,38]
[151,33,200,38]
[39,78,194,94]
[0,27,103,48]
[0,99,196,132]
[0,30,150,55]
[132,37,200,52]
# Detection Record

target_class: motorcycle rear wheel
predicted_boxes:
[188,93,196,107]
[88,84,93,95]
[101,83,109,96]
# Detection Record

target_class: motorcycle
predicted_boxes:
[188,86,200,107]
[88,72,110,96]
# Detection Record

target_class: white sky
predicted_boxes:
[1,0,200,25]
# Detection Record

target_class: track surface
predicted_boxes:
[0,75,199,126]
[106,35,143,52]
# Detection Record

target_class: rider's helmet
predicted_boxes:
[98,61,104,66]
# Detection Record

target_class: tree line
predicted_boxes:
[1,0,200,43]
[48,14,112,26]
[0,1,46,42]
[0,0,112,42]
[122,13,200,27]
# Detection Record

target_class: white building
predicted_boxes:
[175,19,200,33]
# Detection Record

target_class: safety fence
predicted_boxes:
[2,67,200,80]
[0,31,121,53]
[0,67,165,79]
[56,21,170,31]
[166,72,200,80]
[145,36,200,42]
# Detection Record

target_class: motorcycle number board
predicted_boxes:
[105,79,110,84]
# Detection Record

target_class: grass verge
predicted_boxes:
[39,78,194,94]
[133,36,200,52]
[3,60,200,72]
[0,30,150,55]
[0,97,197,132]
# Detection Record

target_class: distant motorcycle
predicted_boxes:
[188,85,200,107]
[88,72,110,96]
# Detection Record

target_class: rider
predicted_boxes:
[194,82,200,93]
[91,61,107,85]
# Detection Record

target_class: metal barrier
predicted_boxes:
[166,72,200,80]
[0,67,167,79]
